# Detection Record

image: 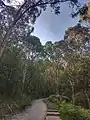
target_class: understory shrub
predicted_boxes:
[0,94,31,118]
[15,94,31,110]
[57,101,90,120]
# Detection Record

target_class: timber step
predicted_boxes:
[47,109,58,112]
[45,116,60,120]
[47,111,60,116]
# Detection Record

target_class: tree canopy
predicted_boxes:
[1,24,90,117]
[0,0,80,57]
[1,0,90,118]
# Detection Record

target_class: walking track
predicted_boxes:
[2,99,60,120]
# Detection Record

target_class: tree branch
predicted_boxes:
[13,0,71,26]
[14,0,27,20]
[0,0,77,56]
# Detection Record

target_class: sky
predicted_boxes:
[32,1,84,44]
[12,0,86,44]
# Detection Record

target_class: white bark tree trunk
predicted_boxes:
[69,80,75,105]
[84,88,90,109]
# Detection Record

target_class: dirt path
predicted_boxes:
[5,99,47,120]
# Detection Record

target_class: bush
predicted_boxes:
[48,95,58,103]
[16,94,31,110]
[48,95,70,103]
[44,98,58,110]
[0,94,32,118]
[57,101,90,120]
[0,99,19,118]
[75,92,88,108]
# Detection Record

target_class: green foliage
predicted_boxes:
[15,94,31,110]
[0,99,18,118]
[0,96,31,118]
[43,98,58,110]
[57,101,90,120]
[48,95,58,103]
[1,24,90,119]
[0,0,80,58]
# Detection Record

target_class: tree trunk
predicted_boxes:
[84,88,90,109]
[69,80,75,105]
[0,40,7,58]
[22,63,27,93]
[71,85,75,105]
[0,24,14,58]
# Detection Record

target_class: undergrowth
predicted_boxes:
[0,94,31,118]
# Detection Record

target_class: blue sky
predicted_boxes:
[32,0,85,44]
